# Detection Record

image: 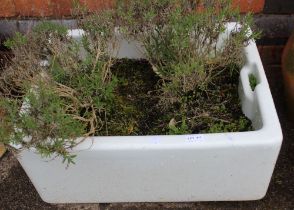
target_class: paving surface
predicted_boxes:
[0,48,293,210]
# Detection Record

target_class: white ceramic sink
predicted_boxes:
[16,23,282,203]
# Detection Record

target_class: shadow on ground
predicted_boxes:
[0,47,293,210]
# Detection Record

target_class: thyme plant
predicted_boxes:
[0,21,117,164]
[115,0,259,133]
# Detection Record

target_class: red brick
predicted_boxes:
[0,0,16,17]
[51,0,73,16]
[79,0,113,12]
[14,0,52,17]
[193,0,265,14]
[232,0,265,13]
[9,0,265,17]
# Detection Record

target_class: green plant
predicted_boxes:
[114,0,258,133]
[249,74,258,91]
[207,117,252,133]
[4,32,27,49]
[168,118,191,135]
[0,21,117,164]
[33,21,68,37]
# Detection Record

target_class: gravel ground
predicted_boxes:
[0,48,293,210]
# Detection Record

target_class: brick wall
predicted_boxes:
[0,0,114,17]
[0,0,265,18]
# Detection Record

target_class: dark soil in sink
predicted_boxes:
[109,58,252,136]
